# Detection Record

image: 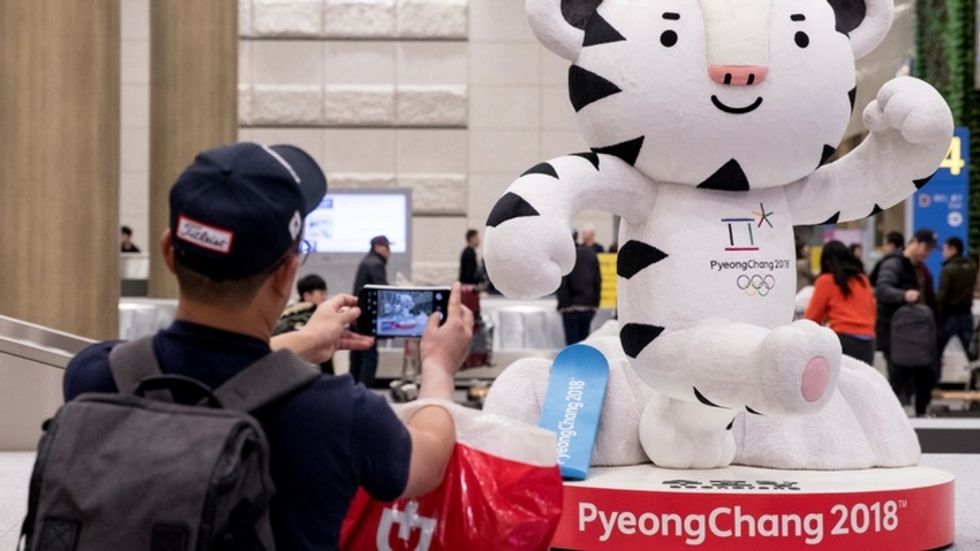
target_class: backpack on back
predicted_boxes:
[890,303,937,367]
[20,337,320,551]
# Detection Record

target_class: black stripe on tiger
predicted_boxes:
[819,144,836,167]
[620,323,665,358]
[522,162,559,179]
[591,136,646,166]
[571,152,600,170]
[821,211,841,225]
[914,171,937,190]
[694,387,728,409]
[697,159,750,191]
[617,240,668,279]
[568,65,622,112]
[583,12,626,47]
[486,192,540,228]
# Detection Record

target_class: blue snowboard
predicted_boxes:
[537,344,610,481]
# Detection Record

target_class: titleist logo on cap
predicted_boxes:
[176,215,234,254]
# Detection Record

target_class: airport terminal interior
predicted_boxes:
[2,0,980,549]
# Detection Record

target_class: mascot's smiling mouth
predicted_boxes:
[711,95,764,114]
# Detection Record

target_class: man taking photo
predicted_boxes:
[63,142,473,549]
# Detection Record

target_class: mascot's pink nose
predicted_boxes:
[708,65,768,86]
[801,357,831,403]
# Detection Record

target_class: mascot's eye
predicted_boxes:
[660,30,678,47]
[795,31,810,48]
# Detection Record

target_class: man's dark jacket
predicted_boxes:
[557,246,601,310]
[937,255,977,318]
[459,246,480,284]
[353,250,388,294]
[875,253,936,352]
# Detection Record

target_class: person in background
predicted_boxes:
[557,235,602,345]
[459,229,483,285]
[875,229,937,416]
[795,239,815,292]
[805,240,876,364]
[579,224,605,253]
[120,225,141,253]
[849,243,866,274]
[870,231,905,285]
[350,235,390,387]
[936,237,978,364]
[274,274,334,374]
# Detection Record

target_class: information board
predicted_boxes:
[911,128,970,287]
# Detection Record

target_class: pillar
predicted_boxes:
[148,0,238,297]
[0,0,121,339]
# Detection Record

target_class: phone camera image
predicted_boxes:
[377,290,435,338]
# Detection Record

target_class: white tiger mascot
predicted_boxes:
[482,0,953,469]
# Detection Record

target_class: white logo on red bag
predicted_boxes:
[176,215,234,253]
[376,500,437,551]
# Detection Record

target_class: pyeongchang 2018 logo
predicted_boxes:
[737,274,776,297]
[176,215,234,254]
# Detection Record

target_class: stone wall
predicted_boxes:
[119,0,620,287]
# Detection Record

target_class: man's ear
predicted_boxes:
[160,229,176,275]
[827,0,894,59]
[272,254,300,300]
[527,0,603,61]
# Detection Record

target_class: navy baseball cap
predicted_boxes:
[169,142,327,280]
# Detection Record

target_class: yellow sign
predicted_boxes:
[598,253,618,309]
[941,136,965,176]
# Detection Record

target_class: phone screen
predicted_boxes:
[359,287,449,338]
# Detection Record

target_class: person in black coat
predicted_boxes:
[557,237,602,345]
[875,229,937,416]
[350,236,390,387]
[459,229,483,285]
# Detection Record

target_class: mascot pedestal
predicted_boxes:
[480,0,958,547]
[552,465,954,550]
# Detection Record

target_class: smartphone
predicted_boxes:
[356,285,451,338]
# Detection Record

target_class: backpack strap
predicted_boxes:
[109,336,165,396]
[214,349,321,412]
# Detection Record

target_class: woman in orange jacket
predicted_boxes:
[805,240,877,364]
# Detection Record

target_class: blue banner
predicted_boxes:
[537,344,609,481]
[912,127,971,288]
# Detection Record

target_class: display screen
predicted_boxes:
[303,193,408,254]
[376,289,446,338]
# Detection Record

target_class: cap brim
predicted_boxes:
[270,144,327,214]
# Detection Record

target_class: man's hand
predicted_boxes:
[418,283,474,399]
[905,289,921,303]
[401,283,474,497]
[271,294,374,364]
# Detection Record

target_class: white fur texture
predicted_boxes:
[486,0,952,469]
[484,330,920,469]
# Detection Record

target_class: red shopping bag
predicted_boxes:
[341,401,563,551]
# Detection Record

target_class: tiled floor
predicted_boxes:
[0,452,34,548]
[2,453,977,549]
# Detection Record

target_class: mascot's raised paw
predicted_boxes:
[863,77,955,147]
[483,211,576,299]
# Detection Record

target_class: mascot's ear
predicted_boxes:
[527,0,602,61]
[827,0,894,59]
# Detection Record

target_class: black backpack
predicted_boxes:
[890,304,937,367]
[20,337,320,551]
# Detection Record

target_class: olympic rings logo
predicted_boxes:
[737,274,776,297]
